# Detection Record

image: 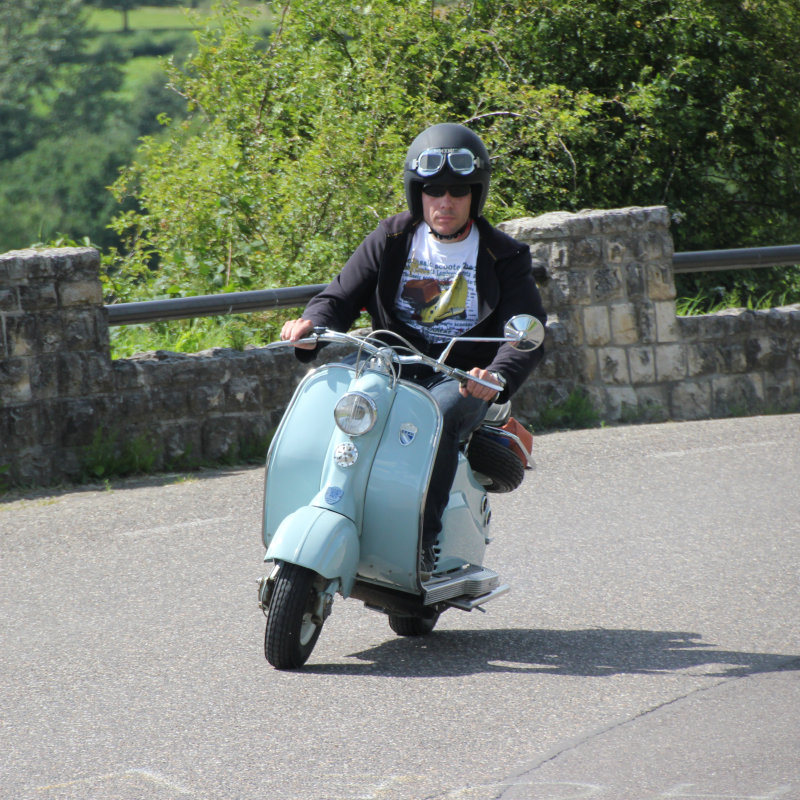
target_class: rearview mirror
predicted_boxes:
[504,315,545,351]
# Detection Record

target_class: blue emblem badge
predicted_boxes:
[324,486,344,504]
[399,423,418,446]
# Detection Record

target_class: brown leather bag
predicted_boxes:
[498,417,533,468]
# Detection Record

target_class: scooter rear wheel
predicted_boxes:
[264,562,325,669]
[467,431,525,493]
[388,613,439,636]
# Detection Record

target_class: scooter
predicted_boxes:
[258,315,545,669]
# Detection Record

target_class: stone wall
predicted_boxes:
[499,207,800,423]
[2,207,799,488]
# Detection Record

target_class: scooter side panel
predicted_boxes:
[263,364,354,548]
[360,382,440,591]
[266,506,360,596]
[436,455,489,570]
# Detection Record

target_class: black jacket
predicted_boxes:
[298,211,547,402]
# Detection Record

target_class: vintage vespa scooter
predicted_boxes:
[258,315,545,669]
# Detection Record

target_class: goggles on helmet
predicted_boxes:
[410,147,484,177]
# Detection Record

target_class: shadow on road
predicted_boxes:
[304,628,800,678]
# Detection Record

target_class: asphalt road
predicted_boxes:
[2,414,799,800]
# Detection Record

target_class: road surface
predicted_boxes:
[2,414,799,799]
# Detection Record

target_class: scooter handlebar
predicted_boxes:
[268,328,506,392]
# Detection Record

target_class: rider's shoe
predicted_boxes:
[419,544,437,580]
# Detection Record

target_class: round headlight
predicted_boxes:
[334,392,377,436]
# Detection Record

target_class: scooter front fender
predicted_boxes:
[265,506,360,597]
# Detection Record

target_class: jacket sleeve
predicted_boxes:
[485,245,547,402]
[292,224,386,362]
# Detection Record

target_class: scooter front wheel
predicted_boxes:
[264,562,326,669]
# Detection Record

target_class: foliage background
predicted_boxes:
[2,0,799,355]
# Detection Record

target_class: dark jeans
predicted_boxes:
[413,373,489,547]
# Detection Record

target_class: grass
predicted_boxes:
[87,3,272,33]
[531,388,601,431]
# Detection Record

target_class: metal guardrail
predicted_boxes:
[105,246,800,326]
[672,244,800,274]
[105,284,328,326]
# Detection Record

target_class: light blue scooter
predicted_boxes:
[258,315,545,669]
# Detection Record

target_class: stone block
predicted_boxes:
[610,302,638,345]
[0,288,19,312]
[28,354,59,399]
[624,263,645,298]
[202,416,241,462]
[158,419,203,467]
[111,359,144,391]
[592,266,625,303]
[57,350,114,397]
[582,306,610,346]
[598,347,630,385]
[542,314,572,346]
[632,385,669,422]
[633,301,656,344]
[628,346,655,385]
[717,340,747,373]
[3,313,37,357]
[605,385,640,421]
[711,374,764,416]
[0,358,31,403]
[605,239,630,264]
[61,310,97,350]
[58,397,101,447]
[192,383,227,415]
[645,262,677,301]
[686,342,719,377]
[763,370,798,412]
[670,380,712,420]
[0,250,53,283]
[540,268,592,310]
[18,282,58,311]
[582,349,598,382]
[654,301,680,343]
[34,312,66,354]
[225,375,263,412]
[655,344,687,381]
[573,237,603,267]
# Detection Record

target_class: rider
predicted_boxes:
[281,122,547,573]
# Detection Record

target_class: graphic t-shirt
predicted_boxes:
[394,224,479,343]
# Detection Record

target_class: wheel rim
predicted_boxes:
[299,612,319,646]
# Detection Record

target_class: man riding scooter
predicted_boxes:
[281,122,547,575]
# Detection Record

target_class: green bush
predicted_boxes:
[108,0,800,315]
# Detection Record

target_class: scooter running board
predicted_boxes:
[422,565,502,605]
[445,583,510,611]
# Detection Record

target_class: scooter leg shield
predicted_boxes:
[265,506,360,597]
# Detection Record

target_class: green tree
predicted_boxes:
[0,0,92,161]
[109,0,800,310]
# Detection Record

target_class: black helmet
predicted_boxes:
[403,123,491,219]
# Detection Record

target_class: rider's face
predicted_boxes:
[421,187,472,239]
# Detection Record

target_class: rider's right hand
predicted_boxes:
[280,318,317,349]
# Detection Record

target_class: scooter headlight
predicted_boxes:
[334,392,377,436]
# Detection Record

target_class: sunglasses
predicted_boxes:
[421,183,472,198]
[411,147,484,177]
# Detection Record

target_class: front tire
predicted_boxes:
[264,562,327,669]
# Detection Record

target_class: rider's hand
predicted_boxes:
[280,318,317,350]
[460,367,503,401]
